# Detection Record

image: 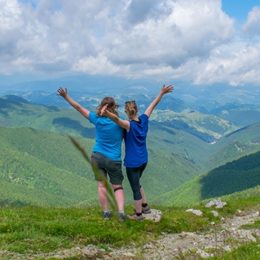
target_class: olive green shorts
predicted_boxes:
[91,152,124,185]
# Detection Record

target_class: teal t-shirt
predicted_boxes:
[89,112,123,161]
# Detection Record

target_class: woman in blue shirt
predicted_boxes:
[102,85,173,220]
[57,88,126,221]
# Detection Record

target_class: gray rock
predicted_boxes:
[143,208,162,222]
[211,210,219,217]
[186,208,203,216]
[205,198,227,208]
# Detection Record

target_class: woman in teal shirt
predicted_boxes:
[58,88,126,221]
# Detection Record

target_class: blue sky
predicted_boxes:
[222,0,260,21]
[1,0,260,87]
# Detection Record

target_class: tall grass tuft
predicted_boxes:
[68,135,117,211]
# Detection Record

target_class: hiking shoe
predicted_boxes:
[102,211,112,220]
[118,212,127,222]
[128,213,145,221]
[142,204,151,214]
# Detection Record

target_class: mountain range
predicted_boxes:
[0,91,259,207]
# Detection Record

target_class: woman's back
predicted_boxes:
[124,114,149,167]
[89,112,123,161]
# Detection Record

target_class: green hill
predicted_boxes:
[200,150,260,199]
[157,151,260,206]
[147,121,260,192]
[0,127,97,207]
[0,126,202,206]
[0,96,211,204]
[206,122,260,169]
[145,122,210,193]
[1,96,260,206]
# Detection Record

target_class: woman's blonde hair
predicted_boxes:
[97,97,119,116]
[125,100,138,117]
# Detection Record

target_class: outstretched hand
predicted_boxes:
[160,84,174,95]
[100,104,108,116]
[57,87,68,98]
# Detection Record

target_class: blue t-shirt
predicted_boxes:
[124,114,149,167]
[89,112,123,161]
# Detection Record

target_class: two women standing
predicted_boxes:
[58,84,173,221]
[102,85,173,220]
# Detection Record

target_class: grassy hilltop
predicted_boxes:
[0,187,259,259]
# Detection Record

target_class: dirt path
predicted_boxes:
[130,209,259,259]
[1,208,259,259]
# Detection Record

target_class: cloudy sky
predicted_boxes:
[1,0,260,86]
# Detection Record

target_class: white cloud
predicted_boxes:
[0,0,260,86]
[0,0,25,73]
[104,0,234,67]
[194,42,260,85]
[243,6,260,35]
[73,54,121,75]
[0,0,23,31]
[125,0,159,25]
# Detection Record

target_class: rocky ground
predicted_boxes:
[1,205,259,259]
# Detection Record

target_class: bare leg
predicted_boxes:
[112,184,125,213]
[134,199,142,214]
[140,186,147,204]
[97,181,109,211]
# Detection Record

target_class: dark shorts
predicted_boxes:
[91,152,124,185]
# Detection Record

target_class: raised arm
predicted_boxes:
[57,87,90,118]
[144,84,174,117]
[101,105,130,131]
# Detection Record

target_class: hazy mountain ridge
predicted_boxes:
[0,94,241,142]
[208,103,260,128]
[152,110,238,142]
[1,75,259,106]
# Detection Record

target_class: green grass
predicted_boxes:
[0,190,259,256]
[208,240,260,260]
[219,186,260,215]
[243,220,260,229]
[0,205,210,254]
